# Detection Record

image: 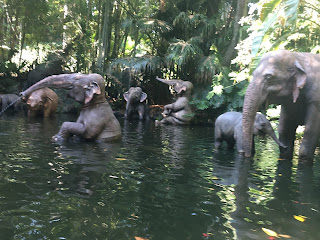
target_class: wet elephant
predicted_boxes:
[21,73,122,142]
[25,87,58,118]
[123,87,149,120]
[242,50,320,162]
[155,77,194,125]
[0,94,23,112]
[215,112,286,153]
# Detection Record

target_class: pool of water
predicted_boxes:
[0,113,320,240]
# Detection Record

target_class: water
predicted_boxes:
[0,114,320,240]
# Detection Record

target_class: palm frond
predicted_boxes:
[166,38,203,66]
[196,55,222,83]
[110,55,163,74]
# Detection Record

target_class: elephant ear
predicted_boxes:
[140,92,147,102]
[85,81,101,104]
[176,85,187,94]
[292,60,307,103]
[123,91,129,102]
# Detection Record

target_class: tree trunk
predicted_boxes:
[97,0,110,72]
[222,0,247,66]
[111,4,122,59]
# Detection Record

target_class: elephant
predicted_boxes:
[24,87,58,117]
[242,50,320,162]
[0,94,23,112]
[214,112,286,153]
[20,73,122,142]
[123,87,149,120]
[155,77,194,125]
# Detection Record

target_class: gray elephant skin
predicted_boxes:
[21,73,121,142]
[123,87,149,120]
[156,77,194,125]
[242,50,320,162]
[215,112,286,153]
[25,87,58,118]
[0,94,23,112]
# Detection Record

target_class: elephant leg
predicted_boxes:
[214,127,222,150]
[137,105,145,120]
[299,104,320,162]
[53,122,86,141]
[234,130,244,153]
[43,108,52,118]
[278,105,299,159]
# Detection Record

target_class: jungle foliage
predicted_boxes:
[1,0,320,120]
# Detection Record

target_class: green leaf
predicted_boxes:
[260,0,282,22]
[284,0,299,24]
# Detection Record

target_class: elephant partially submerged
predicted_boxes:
[215,112,286,153]
[155,77,194,125]
[0,94,23,112]
[25,87,58,118]
[21,73,122,142]
[123,87,149,120]
[242,50,320,162]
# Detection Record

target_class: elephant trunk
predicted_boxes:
[242,82,263,157]
[266,126,287,148]
[155,76,178,86]
[21,74,76,98]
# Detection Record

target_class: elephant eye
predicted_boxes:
[264,74,272,80]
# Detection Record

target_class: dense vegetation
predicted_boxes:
[1,0,320,121]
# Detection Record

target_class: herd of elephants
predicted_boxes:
[2,50,320,163]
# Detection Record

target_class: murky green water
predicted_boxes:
[0,113,320,240]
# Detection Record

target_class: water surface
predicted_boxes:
[0,114,320,240]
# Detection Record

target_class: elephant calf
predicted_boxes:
[25,87,58,117]
[214,112,286,153]
[155,77,194,125]
[123,87,149,120]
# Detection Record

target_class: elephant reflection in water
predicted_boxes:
[155,77,194,125]
[52,141,121,195]
[211,149,320,239]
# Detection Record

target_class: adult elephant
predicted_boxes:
[20,73,122,142]
[242,50,320,162]
[123,87,149,120]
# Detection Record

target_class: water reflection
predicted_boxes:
[0,115,320,239]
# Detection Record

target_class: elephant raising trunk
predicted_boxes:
[155,77,194,125]
[21,73,122,142]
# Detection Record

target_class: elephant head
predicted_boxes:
[155,77,193,96]
[21,73,104,105]
[242,50,306,157]
[254,113,286,148]
[123,87,147,104]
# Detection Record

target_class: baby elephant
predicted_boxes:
[25,87,58,117]
[214,112,286,153]
[123,87,149,120]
